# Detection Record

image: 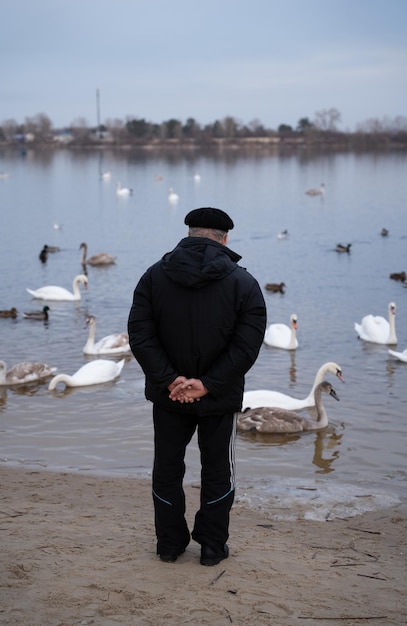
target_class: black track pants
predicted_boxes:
[152,406,236,555]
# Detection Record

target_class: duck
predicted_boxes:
[168,188,179,204]
[305,183,325,196]
[79,242,116,266]
[48,359,125,390]
[336,243,352,253]
[354,301,397,345]
[116,181,133,196]
[388,348,407,363]
[277,230,288,240]
[39,245,48,263]
[264,313,298,350]
[23,305,50,321]
[381,228,389,237]
[237,381,339,434]
[389,271,406,282]
[242,361,344,411]
[0,307,18,319]
[27,274,88,301]
[83,315,130,355]
[39,245,60,260]
[0,360,57,386]
[265,282,286,294]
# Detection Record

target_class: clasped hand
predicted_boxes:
[168,376,208,403]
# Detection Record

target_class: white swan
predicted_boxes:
[237,381,339,434]
[79,242,116,266]
[242,361,344,411]
[116,181,133,196]
[277,230,288,240]
[48,359,125,390]
[388,348,407,363]
[264,313,298,350]
[354,302,397,345]
[27,274,88,301]
[305,183,325,196]
[0,360,56,386]
[83,315,130,355]
[168,187,179,204]
[194,173,201,183]
[101,171,111,180]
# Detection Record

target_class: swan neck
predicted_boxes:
[73,276,85,297]
[314,388,328,425]
[83,321,96,351]
[289,324,297,349]
[388,309,397,343]
[49,374,72,390]
[305,365,328,406]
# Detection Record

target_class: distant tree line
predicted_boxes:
[1,108,406,148]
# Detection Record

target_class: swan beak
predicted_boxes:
[329,388,340,401]
[336,370,344,383]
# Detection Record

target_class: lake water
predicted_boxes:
[0,146,406,520]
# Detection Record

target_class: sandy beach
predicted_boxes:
[0,467,406,626]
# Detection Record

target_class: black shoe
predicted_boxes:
[159,548,185,563]
[200,544,229,566]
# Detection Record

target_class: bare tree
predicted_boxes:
[248,118,266,135]
[105,117,126,142]
[24,113,53,140]
[357,115,407,134]
[1,118,19,140]
[70,117,90,142]
[314,108,342,131]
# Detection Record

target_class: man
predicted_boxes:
[128,207,266,566]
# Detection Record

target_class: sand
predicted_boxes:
[0,467,406,626]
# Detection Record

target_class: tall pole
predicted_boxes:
[96,88,102,138]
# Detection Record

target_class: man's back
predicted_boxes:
[128,235,266,414]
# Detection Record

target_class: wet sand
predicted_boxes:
[0,467,406,625]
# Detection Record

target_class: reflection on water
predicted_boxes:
[0,148,406,509]
[312,428,343,474]
[0,387,7,409]
[238,430,303,446]
[0,380,50,402]
[288,351,297,383]
[238,424,343,475]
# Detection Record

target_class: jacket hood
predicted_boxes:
[162,237,242,289]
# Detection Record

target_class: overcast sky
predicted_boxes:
[2,0,406,131]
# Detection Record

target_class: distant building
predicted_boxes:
[53,131,74,144]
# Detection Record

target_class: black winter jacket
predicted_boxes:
[128,237,266,415]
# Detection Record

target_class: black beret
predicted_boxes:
[184,207,234,231]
